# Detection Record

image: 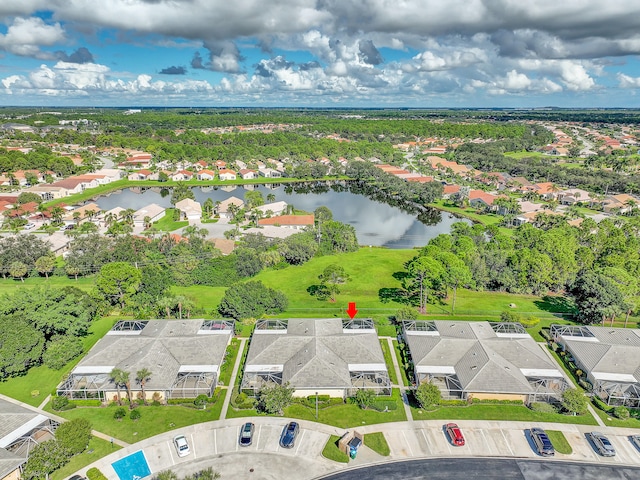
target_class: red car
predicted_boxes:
[445,423,465,446]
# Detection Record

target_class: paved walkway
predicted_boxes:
[384,337,412,421]
[220,337,246,419]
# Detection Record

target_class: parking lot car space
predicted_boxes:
[562,431,599,461]
[293,429,329,457]
[143,441,176,472]
[385,429,418,457]
[256,424,284,453]
[215,426,241,454]
[610,435,638,464]
[504,429,536,458]
[421,428,451,456]
[191,430,215,456]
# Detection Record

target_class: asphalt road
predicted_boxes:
[316,458,640,480]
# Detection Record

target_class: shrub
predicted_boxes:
[414,382,441,409]
[519,316,540,328]
[539,329,552,342]
[578,379,593,392]
[500,310,521,323]
[130,409,142,421]
[613,406,630,420]
[354,389,377,409]
[591,396,612,413]
[194,394,208,409]
[51,395,72,411]
[575,369,583,378]
[437,399,467,407]
[56,418,92,456]
[529,402,558,414]
[31,390,40,397]
[113,407,127,420]
[87,468,109,480]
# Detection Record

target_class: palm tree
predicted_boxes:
[157,296,175,318]
[136,368,152,406]
[51,206,64,225]
[266,193,276,203]
[110,368,127,406]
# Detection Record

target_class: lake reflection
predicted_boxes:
[93,184,470,249]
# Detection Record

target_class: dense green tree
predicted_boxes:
[561,388,588,415]
[170,182,195,205]
[16,192,43,205]
[279,232,318,265]
[319,220,359,254]
[95,262,142,308]
[35,254,55,279]
[0,315,45,378]
[258,383,294,415]
[354,389,376,409]
[0,235,50,277]
[42,335,83,370]
[569,271,628,325]
[139,263,173,299]
[318,263,350,302]
[244,190,264,209]
[218,281,288,319]
[235,248,263,277]
[406,256,445,313]
[21,440,69,480]
[414,382,441,410]
[55,418,92,456]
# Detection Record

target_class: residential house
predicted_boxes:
[239,169,258,180]
[557,188,592,205]
[133,203,165,225]
[258,167,281,178]
[442,184,461,199]
[216,196,244,218]
[533,182,560,200]
[175,198,202,221]
[23,184,69,201]
[62,202,101,225]
[603,193,638,214]
[257,214,314,229]
[171,170,193,182]
[50,176,99,194]
[253,201,287,217]
[128,169,158,181]
[214,160,227,170]
[194,160,209,171]
[196,169,216,181]
[218,169,237,181]
[469,190,499,211]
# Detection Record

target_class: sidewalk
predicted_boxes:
[384,337,413,421]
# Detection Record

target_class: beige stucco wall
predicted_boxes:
[293,389,344,398]
[1,467,21,480]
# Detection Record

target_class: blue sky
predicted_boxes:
[1,1,640,107]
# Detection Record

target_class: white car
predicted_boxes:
[24,223,36,230]
[173,435,190,457]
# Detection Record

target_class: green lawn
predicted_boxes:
[379,340,399,385]
[364,432,390,456]
[0,275,94,295]
[546,430,573,454]
[51,437,121,480]
[592,407,640,428]
[45,400,224,444]
[504,151,546,159]
[171,285,226,312]
[410,404,598,425]
[0,315,116,406]
[227,389,406,427]
[151,209,189,232]
[392,340,410,387]
[219,339,241,387]
[322,435,349,463]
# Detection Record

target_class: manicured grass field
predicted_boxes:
[410,404,598,425]
[592,407,640,428]
[322,435,349,463]
[392,340,410,387]
[51,436,121,480]
[379,340,399,385]
[364,432,390,456]
[45,400,223,444]
[546,430,573,454]
[0,275,94,295]
[218,339,241,387]
[151,209,188,232]
[227,389,406,427]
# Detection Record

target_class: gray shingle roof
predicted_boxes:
[244,318,387,389]
[71,319,231,389]
[0,398,41,445]
[0,447,25,478]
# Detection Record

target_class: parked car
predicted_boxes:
[24,222,35,230]
[173,434,191,457]
[445,423,465,446]
[69,476,87,480]
[279,422,299,448]
[530,427,555,456]
[587,431,615,457]
[630,434,640,452]
[239,422,254,447]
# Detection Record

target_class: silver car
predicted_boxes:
[630,434,640,452]
[587,431,615,457]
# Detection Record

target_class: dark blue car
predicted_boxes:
[530,427,555,456]
[279,422,299,448]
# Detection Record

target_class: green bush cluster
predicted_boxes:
[437,399,468,407]
[471,398,524,405]
[499,311,539,328]
[529,402,559,414]
[87,468,109,480]
[613,406,630,420]
[230,392,256,410]
[51,395,76,411]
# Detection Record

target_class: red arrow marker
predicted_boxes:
[346,302,358,319]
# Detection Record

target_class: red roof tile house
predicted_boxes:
[218,169,237,181]
[239,169,258,180]
[196,169,216,181]
[258,214,315,230]
[171,170,194,181]
[128,169,158,181]
[469,190,500,211]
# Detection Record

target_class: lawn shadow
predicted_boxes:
[378,287,411,305]
[534,295,576,317]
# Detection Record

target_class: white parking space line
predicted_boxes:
[480,429,493,455]
[420,429,433,455]
[439,430,452,454]
[167,441,176,465]
[295,429,306,456]
[214,429,218,454]
[501,429,514,456]
[191,433,197,459]
[256,425,262,451]
[402,430,414,457]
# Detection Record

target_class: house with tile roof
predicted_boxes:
[196,169,216,181]
[57,319,233,401]
[258,214,314,229]
[216,196,244,218]
[175,198,202,221]
[403,321,569,403]
[218,169,237,181]
[551,324,640,408]
[133,203,165,225]
[241,318,391,397]
[239,169,258,180]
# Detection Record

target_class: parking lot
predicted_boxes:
[382,423,640,465]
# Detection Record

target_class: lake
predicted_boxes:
[93,183,471,249]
